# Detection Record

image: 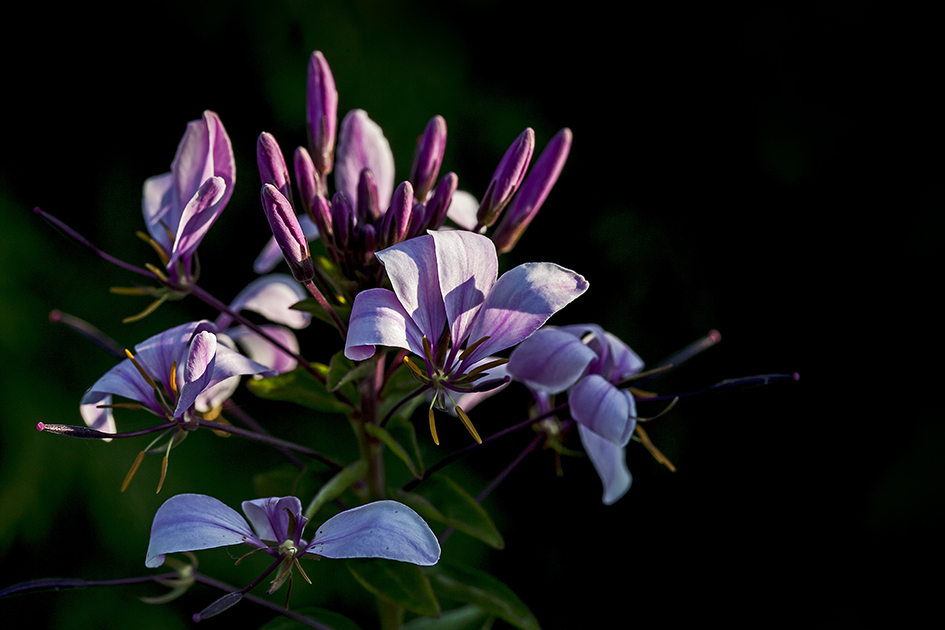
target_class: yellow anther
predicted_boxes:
[633,424,676,472]
[455,406,482,444]
[125,349,160,390]
[121,451,146,493]
[168,361,178,396]
[428,407,439,446]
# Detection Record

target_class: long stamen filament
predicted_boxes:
[455,406,482,444]
[428,406,439,445]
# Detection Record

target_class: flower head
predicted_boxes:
[142,111,235,286]
[80,321,276,435]
[508,324,644,504]
[146,494,440,596]
[345,230,587,443]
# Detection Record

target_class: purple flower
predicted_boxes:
[345,230,588,442]
[80,321,276,436]
[142,111,236,285]
[146,495,440,594]
[507,325,644,504]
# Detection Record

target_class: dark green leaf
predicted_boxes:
[425,561,540,630]
[253,464,319,500]
[395,477,504,549]
[303,459,368,519]
[291,298,353,331]
[380,362,428,423]
[346,558,440,618]
[246,365,352,414]
[364,423,421,478]
[404,605,494,630]
[327,350,375,393]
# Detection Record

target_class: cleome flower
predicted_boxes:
[507,324,645,504]
[142,111,236,287]
[145,494,440,601]
[344,230,588,444]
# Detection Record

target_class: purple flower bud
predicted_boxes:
[492,128,572,254]
[477,128,535,228]
[380,181,414,247]
[306,51,338,176]
[360,223,376,264]
[260,184,314,282]
[357,168,381,224]
[331,191,354,250]
[257,132,294,207]
[420,172,458,234]
[409,115,447,202]
[293,146,325,226]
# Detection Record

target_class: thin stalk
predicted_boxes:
[197,419,343,471]
[303,279,348,339]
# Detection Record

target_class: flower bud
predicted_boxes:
[380,181,414,247]
[257,132,294,207]
[409,115,447,202]
[492,128,572,254]
[294,146,331,239]
[357,168,381,224]
[421,172,458,234]
[331,191,354,251]
[260,184,314,282]
[307,51,338,176]
[476,128,534,228]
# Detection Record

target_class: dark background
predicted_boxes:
[1,1,939,627]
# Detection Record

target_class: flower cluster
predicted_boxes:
[16,46,793,630]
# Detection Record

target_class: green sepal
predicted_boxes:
[304,459,368,520]
[257,606,362,630]
[404,605,494,630]
[364,422,422,478]
[327,350,376,393]
[424,561,540,630]
[246,365,353,414]
[346,558,440,618]
[394,476,504,549]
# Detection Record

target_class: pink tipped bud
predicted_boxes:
[260,184,314,282]
[492,128,572,254]
[36,422,45,431]
[477,128,535,228]
[409,115,448,202]
[307,51,339,176]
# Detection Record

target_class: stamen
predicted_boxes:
[458,336,490,362]
[234,546,269,565]
[125,349,160,390]
[168,361,178,397]
[632,424,676,472]
[144,262,169,283]
[135,230,171,266]
[422,335,435,364]
[155,443,171,494]
[635,397,679,422]
[428,407,439,445]
[455,406,482,444]
[122,294,169,323]
[455,357,509,383]
[403,356,428,382]
[110,286,156,296]
[294,558,312,585]
[121,451,146,492]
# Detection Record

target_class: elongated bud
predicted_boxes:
[294,146,331,239]
[409,115,447,202]
[413,172,457,236]
[331,191,354,250]
[357,168,381,223]
[492,128,572,254]
[477,128,535,228]
[257,132,294,207]
[260,184,314,282]
[381,181,414,247]
[307,51,338,176]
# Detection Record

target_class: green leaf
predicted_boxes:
[404,605,494,630]
[347,559,440,618]
[425,561,540,630]
[379,362,428,423]
[394,477,503,549]
[291,298,353,330]
[364,423,422,478]
[327,350,375,393]
[253,464,319,501]
[246,365,352,414]
[258,606,362,630]
[303,459,368,520]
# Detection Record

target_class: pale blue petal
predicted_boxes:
[218,274,309,331]
[142,172,176,253]
[242,496,305,544]
[462,262,588,367]
[168,176,227,269]
[174,331,217,417]
[569,374,635,446]
[507,327,597,394]
[145,494,261,568]
[374,236,447,346]
[345,288,426,360]
[305,500,440,566]
[335,109,395,210]
[227,325,300,374]
[80,395,114,441]
[578,424,632,505]
[430,231,497,351]
[444,190,480,231]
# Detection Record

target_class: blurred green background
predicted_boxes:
[1,0,938,627]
